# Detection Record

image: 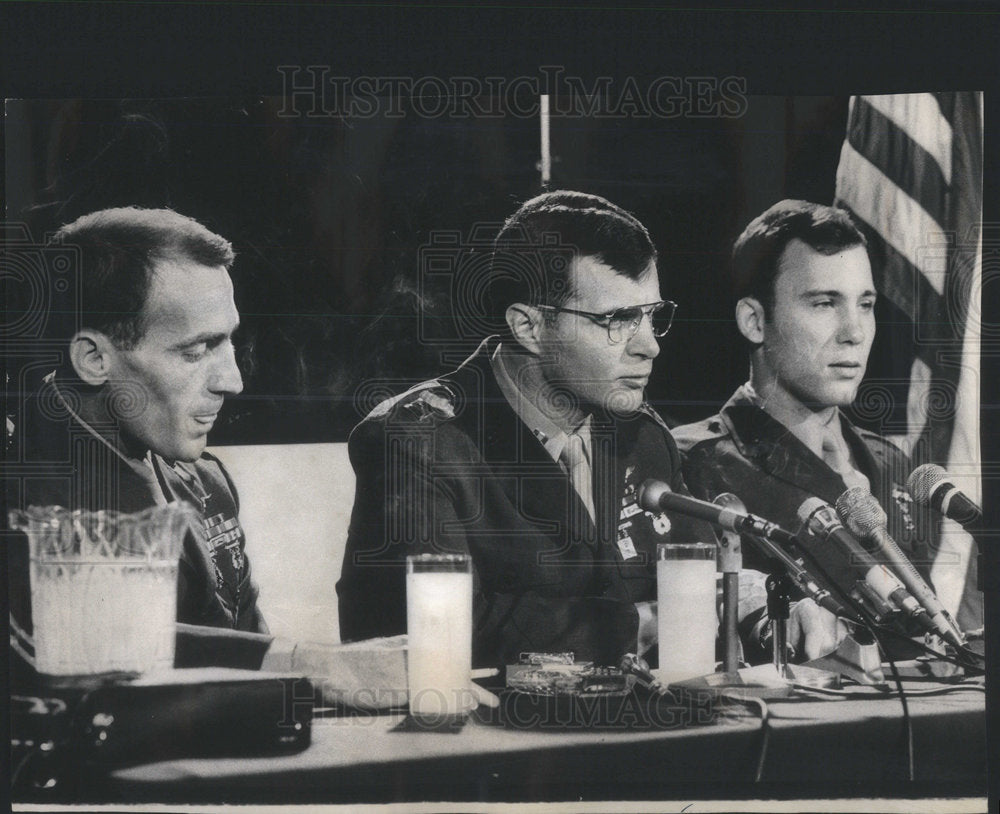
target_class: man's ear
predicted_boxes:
[68,329,117,386]
[505,303,544,355]
[735,297,766,345]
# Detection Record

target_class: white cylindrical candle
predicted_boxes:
[406,554,473,716]
[656,542,718,684]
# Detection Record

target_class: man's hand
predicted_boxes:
[636,600,657,658]
[787,598,850,660]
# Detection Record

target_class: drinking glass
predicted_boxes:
[9,504,193,675]
[656,542,718,683]
[405,553,473,717]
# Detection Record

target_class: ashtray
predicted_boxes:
[486,654,713,730]
[506,660,634,697]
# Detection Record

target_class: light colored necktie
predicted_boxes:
[561,431,596,524]
[822,429,871,493]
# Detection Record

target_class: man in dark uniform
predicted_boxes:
[339,190,813,668]
[674,200,929,661]
[8,208,266,643]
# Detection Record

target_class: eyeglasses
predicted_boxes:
[536,300,677,344]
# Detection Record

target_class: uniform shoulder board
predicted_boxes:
[364,379,437,421]
[671,414,727,455]
[394,382,458,423]
[404,385,457,421]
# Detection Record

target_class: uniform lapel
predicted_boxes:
[840,416,881,484]
[463,351,593,545]
[721,398,848,504]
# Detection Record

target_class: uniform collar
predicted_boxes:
[43,372,171,506]
[740,380,846,460]
[490,343,591,463]
[45,372,144,466]
[719,382,878,491]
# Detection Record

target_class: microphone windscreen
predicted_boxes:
[712,492,747,514]
[796,496,827,526]
[906,463,948,505]
[835,487,887,536]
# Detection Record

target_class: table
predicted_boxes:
[93,680,986,805]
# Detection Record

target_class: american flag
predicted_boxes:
[834,92,983,631]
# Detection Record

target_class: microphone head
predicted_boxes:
[638,479,670,513]
[796,495,828,526]
[906,463,948,505]
[712,492,747,514]
[835,487,886,536]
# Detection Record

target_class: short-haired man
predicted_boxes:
[338,190,717,667]
[674,199,929,660]
[9,207,266,637]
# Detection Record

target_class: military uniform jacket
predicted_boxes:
[673,385,931,604]
[8,376,267,638]
[338,342,715,667]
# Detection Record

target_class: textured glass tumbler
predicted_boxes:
[9,504,193,676]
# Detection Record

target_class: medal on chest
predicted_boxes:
[617,467,672,560]
[892,484,916,535]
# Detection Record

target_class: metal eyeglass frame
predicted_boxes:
[535,300,678,344]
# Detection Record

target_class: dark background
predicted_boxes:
[8,94,906,442]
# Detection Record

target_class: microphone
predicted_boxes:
[796,497,934,632]
[907,463,982,532]
[835,488,965,648]
[711,492,854,621]
[639,480,796,548]
[711,493,744,573]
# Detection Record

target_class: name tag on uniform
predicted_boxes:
[621,502,642,519]
[617,530,638,560]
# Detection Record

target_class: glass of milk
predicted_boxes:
[9,504,192,676]
[655,542,718,684]
[405,553,473,717]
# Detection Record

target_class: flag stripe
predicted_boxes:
[842,225,953,358]
[937,91,983,630]
[861,94,952,183]
[835,142,947,293]
[905,356,932,446]
[846,98,949,228]
[944,92,984,337]
[835,91,983,628]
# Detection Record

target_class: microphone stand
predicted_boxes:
[766,568,793,680]
[711,494,743,673]
[738,529,885,685]
[661,555,839,701]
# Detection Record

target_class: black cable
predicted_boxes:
[10,747,38,789]
[777,537,917,781]
[720,691,770,783]
[861,620,985,674]
[790,679,985,698]
[882,649,914,781]
[741,525,978,784]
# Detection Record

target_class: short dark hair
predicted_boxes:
[732,199,867,315]
[52,207,235,347]
[487,190,657,322]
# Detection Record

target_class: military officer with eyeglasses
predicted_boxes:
[338,190,721,668]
